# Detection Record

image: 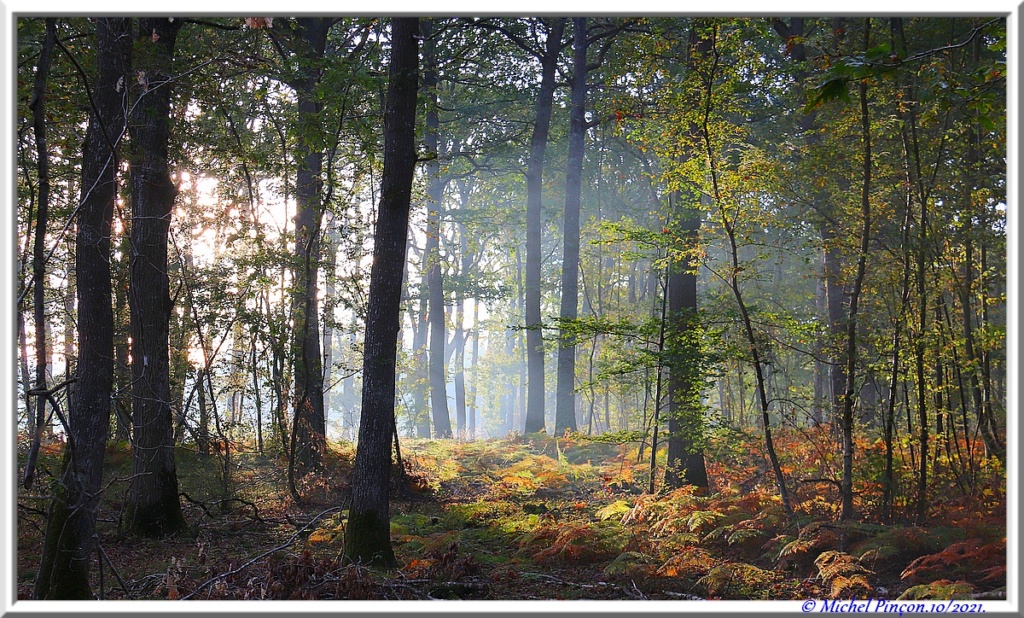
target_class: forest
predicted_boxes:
[14,16,1007,603]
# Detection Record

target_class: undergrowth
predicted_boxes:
[16,426,1005,601]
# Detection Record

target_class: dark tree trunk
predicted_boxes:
[196,367,210,455]
[290,18,331,475]
[821,228,848,425]
[112,231,131,443]
[35,17,131,599]
[841,20,873,521]
[125,17,187,538]
[663,214,708,490]
[554,17,587,435]
[24,17,56,491]
[344,17,418,568]
[421,18,453,438]
[663,24,712,491]
[523,18,566,434]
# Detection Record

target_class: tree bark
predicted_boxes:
[290,17,331,475]
[124,17,188,538]
[24,18,56,490]
[554,17,588,435]
[35,17,131,599]
[422,18,453,438]
[664,212,708,490]
[523,18,566,434]
[663,22,712,491]
[840,20,873,521]
[344,17,418,568]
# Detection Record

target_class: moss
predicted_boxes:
[343,509,397,568]
[34,481,94,599]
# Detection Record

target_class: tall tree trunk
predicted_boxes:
[421,18,453,438]
[469,301,480,437]
[664,23,716,491]
[523,18,566,434]
[35,17,131,599]
[664,212,708,490]
[196,367,209,455]
[112,231,131,442]
[24,18,56,490]
[555,18,588,435]
[840,19,873,521]
[410,273,431,437]
[701,22,787,508]
[125,17,188,538]
[290,17,331,476]
[883,140,914,521]
[344,17,418,568]
[647,266,668,492]
[322,212,339,440]
[252,339,264,453]
[812,280,826,427]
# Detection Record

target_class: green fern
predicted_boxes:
[595,500,632,522]
[899,580,974,600]
[698,562,775,599]
[687,509,724,533]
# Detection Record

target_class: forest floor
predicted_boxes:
[16,428,1006,602]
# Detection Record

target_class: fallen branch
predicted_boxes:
[182,505,345,600]
[179,492,271,525]
[798,477,843,491]
[22,377,76,489]
[95,538,132,599]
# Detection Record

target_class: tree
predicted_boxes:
[421,18,453,438]
[23,17,56,491]
[123,16,189,538]
[286,18,332,476]
[523,18,566,434]
[35,17,131,599]
[553,18,588,436]
[343,16,419,567]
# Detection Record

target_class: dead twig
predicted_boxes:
[182,505,345,600]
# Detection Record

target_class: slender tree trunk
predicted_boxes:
[648,268,668,493]
[421,18,453,438]
[469,300,480,438]
[555,17,588,435]
[19,310,33,434]
[840,20,873,521]
[322,213,339,440]
[454,300,467,436]
[699,22,786,508]
[252,338,264,453]
[196,367,209,454]
[35,18,130,599]
[411,256,431,437]
[290,18,331,476]
[344,17,418,567]
[524,18,566,434]
[883,155,914,521]
[812,277,827,426]
[24,18,56,490]
[124,17,188,538]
